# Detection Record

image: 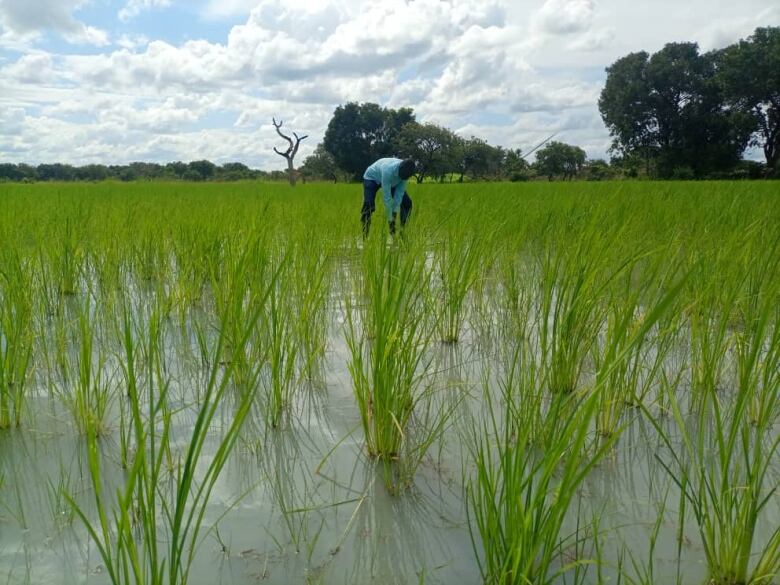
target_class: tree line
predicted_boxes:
[0,160,291,183]
[301,102,614,182]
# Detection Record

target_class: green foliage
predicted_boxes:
[717,26,780,170]
[323,102,416,180]
[534,141,587,180]
[397,121,459,183]
[599,40,757,178]
[299,143,343,182]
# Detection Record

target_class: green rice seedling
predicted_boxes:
[736,238,780,428]
[345,233,447,493]
[261,266,300,429]
[133,228,169,283]
[467,348,616,585]
[537,217,613,395]
[434,220,485,343]
[168,225,215,331]
[209,238,257,385]
[685,238,744,403]
[289,235,332,381]
[51,217,84,296]
[0,251,35,428]
[64,298,113,437]
[495,237,536,343]
[593,248,682,436]
[647,342,780,585]
[468,271,686,584]
[91,233,125,297]
[67,258,277,585]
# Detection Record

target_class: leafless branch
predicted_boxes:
[271,117,308,186]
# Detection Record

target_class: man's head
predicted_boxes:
[399,158,416,180]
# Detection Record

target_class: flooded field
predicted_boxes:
[0,181,778,584]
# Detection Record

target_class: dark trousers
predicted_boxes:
[361,179,412,236]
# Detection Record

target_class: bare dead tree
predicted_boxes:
[272,117,308,186]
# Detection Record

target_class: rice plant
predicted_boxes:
[63,298,113,437]
[468,268,686,584]
[467,345,616,585]
[537,217,612,394]
[433,220,485,343]
[593,247,683,436]
[261,265,300,429]
[345,232,450,493]
[66,260,275,585]
[0,251,34,428]
[647,298,780,585]
[289,236,332,380]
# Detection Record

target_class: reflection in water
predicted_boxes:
[0,279,778,585]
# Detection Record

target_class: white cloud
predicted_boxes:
[696,5,780,50]
[534,0,595,35]
[0,0,109,45]
[0,105,27,135]
[118,0,172,23]
[1,51,56,83]
[116,33,150,50]
[567,27,615,51]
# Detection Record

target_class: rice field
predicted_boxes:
[0,180,778,585]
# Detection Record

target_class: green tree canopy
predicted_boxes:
[397,121,458,183]
[322,102,415,180]
[299,144,342,182]
[717,26,780,171]
[599,42,753,178]
[534,141,586,180]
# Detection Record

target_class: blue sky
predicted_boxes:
[1,0,777,169]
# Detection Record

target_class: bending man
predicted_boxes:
[361,157,415,236]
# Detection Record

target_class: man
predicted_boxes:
[361,157,416,236]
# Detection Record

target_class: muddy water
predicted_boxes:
[0,307,778,585]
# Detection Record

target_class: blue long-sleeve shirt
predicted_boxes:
[364,158,408,221]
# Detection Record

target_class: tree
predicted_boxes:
[0,163,30,181]
[75,164,109,181]
[502,148,530,181]
[717,27,780,171]
[599,43,753,178]
[187,160,217,181]
[457,137,505,181]
[272,117,308,186]
[397,122,458,182]
[165,161,188,179]
[36,163,76,181]
[218,162,257,181]
[582,159,615,181]
[299,144,343,182]
[322,102,415,180]
[534,141,586,180]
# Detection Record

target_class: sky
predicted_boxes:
[1,0,777,170]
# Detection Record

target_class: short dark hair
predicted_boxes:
[399,158,416,180]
